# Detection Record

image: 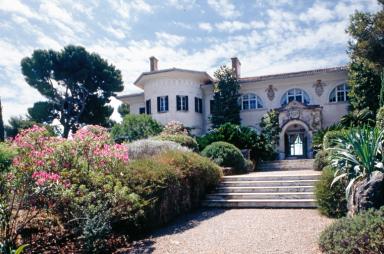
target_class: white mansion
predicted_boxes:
[118,57,348,159]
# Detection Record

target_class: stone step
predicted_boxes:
[222,174,320,182]
[258,159,314,171]
[219,179,317,187]
[216,186,315,193]
[206,192,315,200]
[202,199,317,208]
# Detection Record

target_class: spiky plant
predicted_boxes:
[327,127,384,197]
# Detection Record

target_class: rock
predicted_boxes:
[348,171,384,216]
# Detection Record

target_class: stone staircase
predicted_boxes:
[202,159,319,208]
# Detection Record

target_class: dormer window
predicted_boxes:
[329,84,348,103]
[281,88,310,106]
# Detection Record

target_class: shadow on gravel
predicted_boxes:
[123,208,227,254]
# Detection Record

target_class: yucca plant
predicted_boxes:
[327,127,384,198]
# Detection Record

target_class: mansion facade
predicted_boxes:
[118,57,349,160]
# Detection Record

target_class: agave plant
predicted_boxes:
[327,127,384,197]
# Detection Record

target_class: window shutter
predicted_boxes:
[146,99,151,114]
[195,97,198,112]
[185,96,189,111]
[199,98,203,113]
[176,96,181,111]
[157,97,160,112]
[165,96,169,111]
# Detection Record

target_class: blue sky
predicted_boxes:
[0,0,380,123]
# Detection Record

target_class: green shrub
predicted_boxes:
[116,150,222,233]
[376,106,384,129]
[154,134,198,151]
[201,141,246,173]
[319,207,384,254]
[196,123,274,163]
[111,115,163,142]
[313,150,329,171]
[315,166,347,218]
[0,143,16,172]
[323,129,348,149]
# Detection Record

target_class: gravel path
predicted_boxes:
[127,209,333,254]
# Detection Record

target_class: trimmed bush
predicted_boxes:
[111,114,163,142]
[313,149,329,171]
[126,139,190,160]
[115,150,222,233]
[154,134,198,151]
[376,106,384,129]
[323,129,348,149]
[201,141,246,173]
[319,207,384,254]
[0,143,16,172]
[315,166,347,218]
[196,123,273,163]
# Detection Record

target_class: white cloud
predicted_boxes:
[299,2,334,23]
[104,26,126,39]
[215,20,265,33]
[167,0,197,10]
[0,0,40,19]
[207,0,240,19]
[198,22,213,32]
[108,0,152,19]
[155,32,185,47]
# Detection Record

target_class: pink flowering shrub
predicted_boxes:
[2,125,132,251]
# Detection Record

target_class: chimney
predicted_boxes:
[149,56,158,72]
[231,57,241,79]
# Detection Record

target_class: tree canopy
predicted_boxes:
[210,65,241,128]
[117,103,130,118]
[21,45,124,137]
[346,1,384,121]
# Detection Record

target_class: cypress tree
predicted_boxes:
[210,65,241,128]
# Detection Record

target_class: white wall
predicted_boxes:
[202,69,348,132]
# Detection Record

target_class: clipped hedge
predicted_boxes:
[319,207,384,254]
[154,134,199,151]
[201,141,246,173]
[315,166,347,218]
[116,150,222,233]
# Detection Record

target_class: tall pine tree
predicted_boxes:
[210,65,241,128]
[0,98,4,141]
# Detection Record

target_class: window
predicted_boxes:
[195,97,203,113]
[176,95,188,111]
[329,84,348,103]
[139,107,145,114]
[240,93,263,110]
[210,100,215,114]
[146,99,151,114]
[157,96,168,113]
[281,88,310,106]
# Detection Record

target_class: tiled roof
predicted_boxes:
[238,66,347,83]
[134,68,213,85]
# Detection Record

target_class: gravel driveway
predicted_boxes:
[126,209,333,254]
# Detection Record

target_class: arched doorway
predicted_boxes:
[278,120,312,159]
